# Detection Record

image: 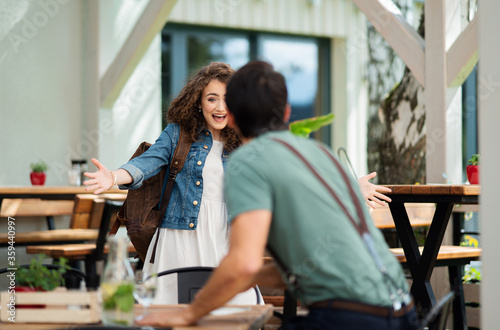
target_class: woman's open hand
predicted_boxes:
[357,172,392,208]
[83,158,115,194]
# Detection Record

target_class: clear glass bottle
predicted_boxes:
[100,236,135,326]
[69,160,81,186]
[79,160,88,186]
[69,159,88,186]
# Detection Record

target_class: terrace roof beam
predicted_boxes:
[100,0,178,108]
[351,0,425,87]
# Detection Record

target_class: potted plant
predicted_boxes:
[15,255,70,308]
[466,154,479,184]
[30,159,48,185]
[16,255,70,291]
[462,264,481,328]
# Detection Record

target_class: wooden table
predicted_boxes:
[0,304,274,329]
[384,184,480,329]
[0,186,126,229]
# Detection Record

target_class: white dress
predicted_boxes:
[143,140,261,305]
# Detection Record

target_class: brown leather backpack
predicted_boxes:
[110,128,191,263]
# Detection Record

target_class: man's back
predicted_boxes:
[225,130,408,307]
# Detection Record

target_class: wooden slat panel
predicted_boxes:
[0,186,126,195]
[384,184,480,196]
[411,185,432,195]
[26,243,136,259]
[390,246,482,263]
[88,199,105,229]
[450,185,480,195]
[0,229,98,244]
[70,213,90,229]
[0,290,100,324]
[385,185,412,194]
[72,195,97,213]
[371,203,435,229]
[0,199,74,217]
[429,185,451,195]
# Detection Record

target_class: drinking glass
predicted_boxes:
[133,270,157,321]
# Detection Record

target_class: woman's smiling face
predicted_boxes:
[200,79,228,140]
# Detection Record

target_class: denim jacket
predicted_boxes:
[119,123,230,230]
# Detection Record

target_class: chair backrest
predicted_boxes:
[419,291,454,330]
[337,147,358,179]
[69,194,103,229]
[156,266,215,303]
[156,266,262,304]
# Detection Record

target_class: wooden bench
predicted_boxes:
[26,198,132,289]
[390,245,482,266]
[371,203,435,229]
[0,195,111,247]
[0,198,73,232]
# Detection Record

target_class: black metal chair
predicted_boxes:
[419,291,454,330]
[155,266,261,304]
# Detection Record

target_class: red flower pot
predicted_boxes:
[30,172,46,185]
[466,165,479,184]
[16,286,46,308]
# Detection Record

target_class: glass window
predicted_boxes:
[161,25,329,143]
[259,37,319,122]
[187,34,249,75]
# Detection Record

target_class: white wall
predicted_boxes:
[0,0,83,186]
[169,0,348,38]
[0,0,162,185]
[98,0,162,172]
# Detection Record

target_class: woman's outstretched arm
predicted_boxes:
[83,158,132,194]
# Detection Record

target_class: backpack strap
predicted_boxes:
[110,142,152,235]
[149,126,192,263]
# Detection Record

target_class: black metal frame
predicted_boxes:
[156,266,261,305]
[84,200,124,289]
[388,193,479,330]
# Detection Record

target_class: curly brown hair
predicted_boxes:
[166,62,240,152]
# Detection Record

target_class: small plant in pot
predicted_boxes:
[16,255,70,308]
[466,154,479,184]
[30,160,48,185]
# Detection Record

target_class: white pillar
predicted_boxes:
[478,1,500,328]
[425,0,463,184]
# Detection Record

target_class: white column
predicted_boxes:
[82,1,100,162]
[425,0,463,184]
[478,1,500,328]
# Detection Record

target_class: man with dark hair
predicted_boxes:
[138,61,418,329]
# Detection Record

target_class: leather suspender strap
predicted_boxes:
[149,127,192,263]
[270,137,410,309]
[271,138,369,236]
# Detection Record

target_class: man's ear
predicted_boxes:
[283,104,292,123]
[227,111,237,129]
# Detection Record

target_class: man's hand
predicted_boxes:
[136,306,196,327]
[357,172,392,208]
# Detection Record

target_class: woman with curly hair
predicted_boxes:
[84,62,259,304]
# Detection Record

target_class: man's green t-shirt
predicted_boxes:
[224,131,409,307]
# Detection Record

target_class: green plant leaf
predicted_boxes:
[15,255,70,290]
[467,154,479,166]
[289,113,335,138]
[30,160,48,172]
